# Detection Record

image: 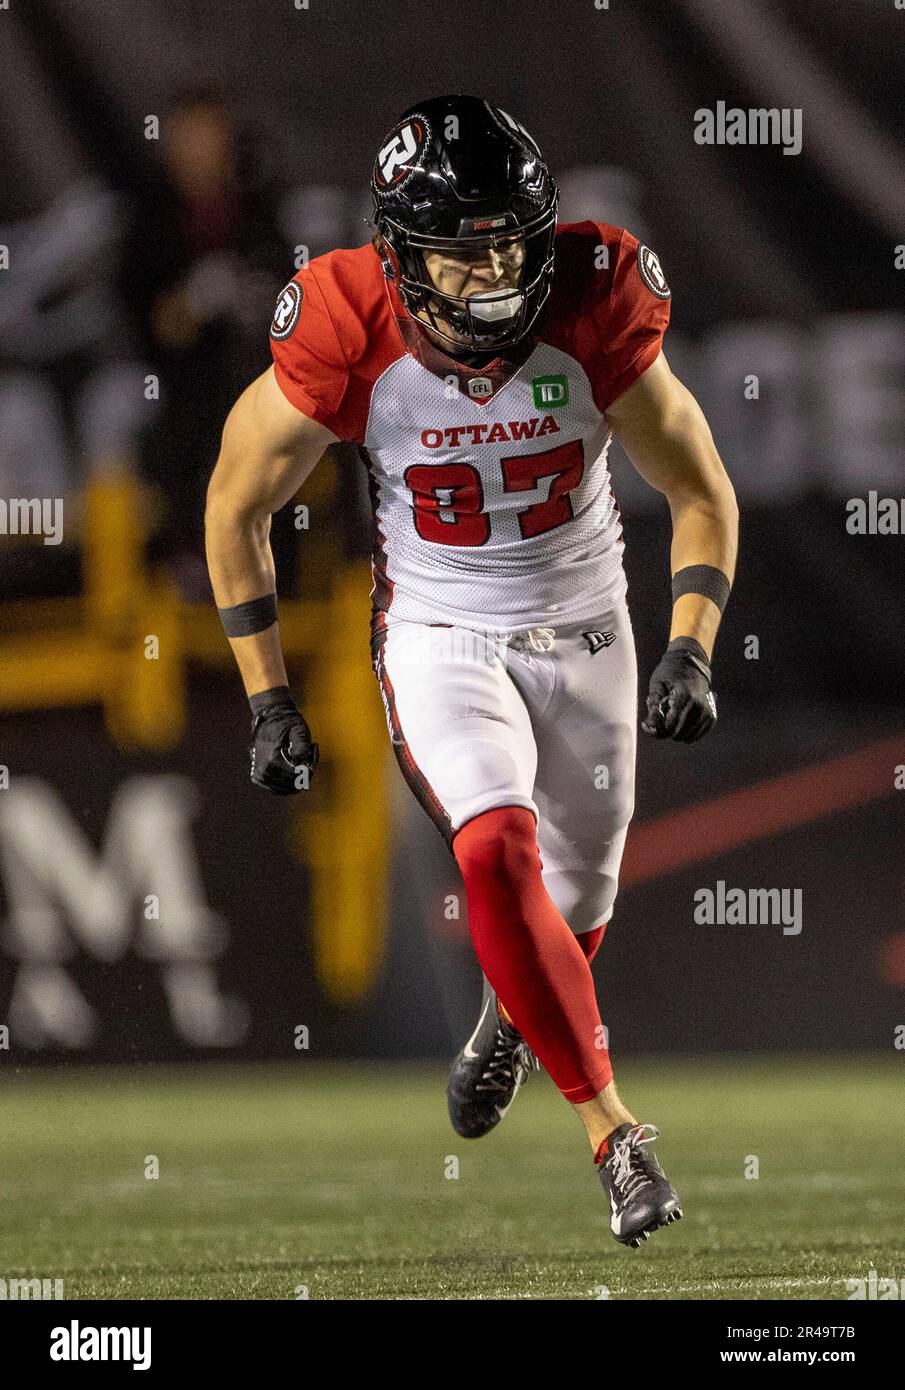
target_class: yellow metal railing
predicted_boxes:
[0,471,388,1003]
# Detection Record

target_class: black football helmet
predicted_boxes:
[370,95,558,353]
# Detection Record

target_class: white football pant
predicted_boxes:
[372,596,637,935]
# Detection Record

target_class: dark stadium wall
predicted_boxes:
[1,0,902,1066]
[2,676,902,1064]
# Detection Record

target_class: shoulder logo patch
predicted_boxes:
[637,245,671,300]
[270,280,303,340]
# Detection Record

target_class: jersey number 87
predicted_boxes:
[403,438,585,547]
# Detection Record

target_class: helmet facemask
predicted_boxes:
[378,200,557,354]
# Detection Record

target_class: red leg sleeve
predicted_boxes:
[453,806,613,1102]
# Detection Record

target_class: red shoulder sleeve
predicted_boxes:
[269,264,354,438]
[589,224,672,412]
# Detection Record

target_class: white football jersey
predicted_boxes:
[270,221,670,632]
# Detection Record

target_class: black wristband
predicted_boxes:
[671,565,731,614]
[249,685,293,716]
[218,593,278,638]
[668,635,711,673]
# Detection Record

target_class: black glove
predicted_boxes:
[248,686,319,794]
[641,638,717,743]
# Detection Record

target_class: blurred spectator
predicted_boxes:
[0,177,150,598]
[122,85,291,595]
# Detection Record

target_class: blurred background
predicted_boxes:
[0,0,902,1069]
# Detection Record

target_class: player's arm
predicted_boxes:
[205,364,339,791]
[605,350,739,741]
[606,350,738,656]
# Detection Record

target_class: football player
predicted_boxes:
[205,95,738,1248]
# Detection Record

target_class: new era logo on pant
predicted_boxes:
[583,630,617,654]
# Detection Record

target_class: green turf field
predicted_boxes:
[1,1058,901,1300]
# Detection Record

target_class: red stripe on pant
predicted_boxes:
[372,630,454,849]
[578,924,606,961]
[453,805,613,1103]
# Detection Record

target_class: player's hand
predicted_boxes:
[642,642,717,743]
[249,691,319,794]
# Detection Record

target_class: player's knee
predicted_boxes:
[543,868,618,935]
[453,805,540,885]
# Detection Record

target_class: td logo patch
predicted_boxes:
[271,281,303,340]
[637,245,671,300]
[532,375,569,408]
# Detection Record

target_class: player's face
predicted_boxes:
[418,238,526,347]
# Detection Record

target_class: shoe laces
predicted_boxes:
[512,1039,541,1085]
[609,1123,661,1200]
[475,1027,539,1093]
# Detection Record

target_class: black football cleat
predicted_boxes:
[447,977,540,1138]
[596,1122,683,1247]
